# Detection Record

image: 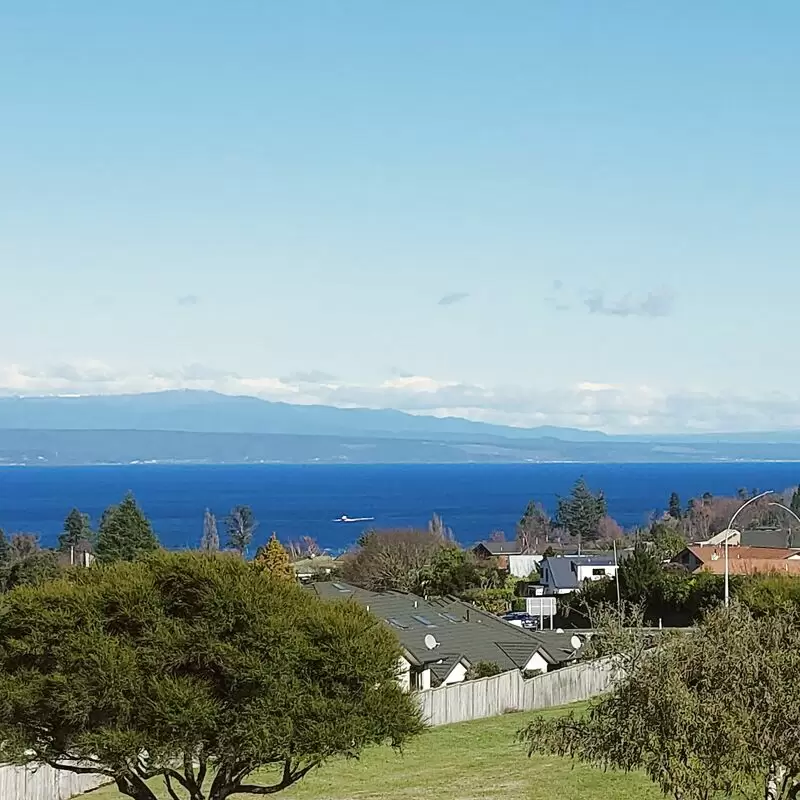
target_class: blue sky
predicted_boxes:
[2,2,799,432]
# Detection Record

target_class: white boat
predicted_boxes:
[333,515,375,523]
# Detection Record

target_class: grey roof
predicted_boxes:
[540,555,617,591]
[741,528,794,549]
[473,541,524,556]
[307,581,566,682]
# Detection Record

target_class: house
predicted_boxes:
[671,545,800,574]
[56,539,95,568]
[471,541,543,576]
[741,528,795,550]
[307,581,581,690]
[538,555,618,595]
[472,540,524,569]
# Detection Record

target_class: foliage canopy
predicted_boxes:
[0,551,423,800]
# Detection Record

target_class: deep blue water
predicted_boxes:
[2,463,800,552]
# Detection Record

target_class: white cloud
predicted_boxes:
[3,361,800,434]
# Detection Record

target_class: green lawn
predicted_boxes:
[81,706,661,800]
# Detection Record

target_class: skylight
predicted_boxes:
[387,618,409,629]
[331,583,352,593]
[439,612,463,624]
[411,614,436,628]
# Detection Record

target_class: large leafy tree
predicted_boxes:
[520,604,800,800]
[95,493,158,563]
[0,551,423,800]
[555,478,607,542]
[516,501,551,552]
[58,507,93,552]
[225,505,258,556]
[340,528,446,592]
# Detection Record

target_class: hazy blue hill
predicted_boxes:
[0,390,608,442]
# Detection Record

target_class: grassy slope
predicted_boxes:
[81,705,660,800]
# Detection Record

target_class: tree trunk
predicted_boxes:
[116,773,160,800]
[766,764,786,800]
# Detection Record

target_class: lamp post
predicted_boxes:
[723,490,774,606]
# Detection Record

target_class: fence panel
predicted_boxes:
[0,762,109,800]
[418,658,616,727]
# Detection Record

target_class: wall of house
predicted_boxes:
[523,651,549,674]
[442,662,468,685]
[508,554,543,578]
[418,668,432,691]
[397,657,411,692]
[574,564,617,582]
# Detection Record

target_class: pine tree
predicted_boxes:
[555,478,606,542]
[668,492,682,520]
[58,508,93,552]
[791,486,800,518]
[95,493,158,563]
[254,533,295,582]
[200,509,220,552]
[226,505,257,556]
[0,528,9,567]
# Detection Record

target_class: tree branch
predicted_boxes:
[235,762,317,795]
[164,772,182,800]
[41,757,115,778]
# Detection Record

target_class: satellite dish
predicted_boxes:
[424,634,440,650]
[570,634,583,650]
[556,628,564,634]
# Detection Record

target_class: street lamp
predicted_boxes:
[722,490,774,606]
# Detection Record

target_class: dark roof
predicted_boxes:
[307,581,563,681]
[473,541,524,556]
[540,555,617,591]
[741,528,794,549]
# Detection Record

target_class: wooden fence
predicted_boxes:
[0,762,108,800]
[417,658,616,727]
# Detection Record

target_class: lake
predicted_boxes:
[1,462,799,551]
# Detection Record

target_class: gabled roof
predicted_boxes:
[540,555,617,590]
[699,558,800,576]
[307,581,564,680]
[473,541,524,556]
[683,545,800,564]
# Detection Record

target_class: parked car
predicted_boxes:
[501,611,539,630]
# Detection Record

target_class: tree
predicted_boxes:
[58,508,92,552]
[596,515,624,542]
[340,528,446,592]
[668,491,682,519]
[428,512,454,541]
[648,521,686,562]
[226,505,257,556]
[466,661,502,680]
[200,509,220,553]
[555,478,607,543]
[0,551,423,800]
[6,549,60,590]
[9,532,41,561]
[516,501,551,553]
[254,533,295,582]
[520,604,800,800]
[417,547,485,596]
[0,528,10,567]
[791,485,800,519]
[95,493,158,563]
[617,543,663,604]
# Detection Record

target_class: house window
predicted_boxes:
[592,568,606,576]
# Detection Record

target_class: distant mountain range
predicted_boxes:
[0,390,799,465]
